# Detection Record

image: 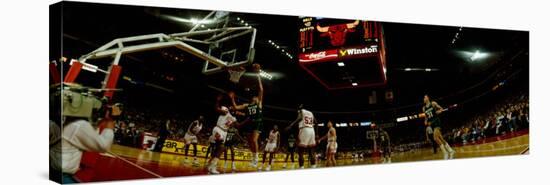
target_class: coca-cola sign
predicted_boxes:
[299,45,378,63]
[299,49,338,63]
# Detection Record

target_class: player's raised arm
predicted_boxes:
[432,101,444,114]
[257,73,264,108]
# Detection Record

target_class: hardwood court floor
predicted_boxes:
[75,130,529,182]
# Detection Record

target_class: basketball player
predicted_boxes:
[378,128,391,163]
[285,104,317,169]
[317,121,337,167]
[207,106,236,174]
[259,125,280,171]
[223,124,245,172]
[183,116,204,166]
[229,65,264,167]
[423,95,455,159]
[282,134,297,169]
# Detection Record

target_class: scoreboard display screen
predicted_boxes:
[299,17,382,54]
[298,17,388,89]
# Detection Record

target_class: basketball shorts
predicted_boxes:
[430,118,442,129]
[264,142,277,152]
[212,126,227,143]
[298,127,316,147]
[327,141,337,154]
[184,133,198,145]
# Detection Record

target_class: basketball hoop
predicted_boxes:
[228,66,246,83]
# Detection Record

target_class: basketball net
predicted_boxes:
[228,67,246,83]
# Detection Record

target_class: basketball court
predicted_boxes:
[73,130,528,182]
[50,3,530,183]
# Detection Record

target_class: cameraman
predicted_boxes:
[50,105,122,183]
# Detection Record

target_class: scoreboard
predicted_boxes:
[299,17,381,53]
[298,17,388,89]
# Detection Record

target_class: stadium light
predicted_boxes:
[396,116,408,122]
[161,15,216,25]
[259,70,273,80]
[360,121,371,126]
[404,68,412,71]
[352,82,358,86]
[337,62,345,67]
[468,50,489,62]
[471,50,481,61]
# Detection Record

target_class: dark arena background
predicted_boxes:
[49,1,529,183]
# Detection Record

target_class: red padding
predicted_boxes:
[103,65,122,99]
[64,61,83,83]
[49,62,61,84]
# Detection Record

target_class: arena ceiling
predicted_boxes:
[55,2,529,120]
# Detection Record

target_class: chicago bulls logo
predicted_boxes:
[316,20,360,46]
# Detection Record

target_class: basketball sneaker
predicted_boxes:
[208,163,220,174]
[257,163,263,171]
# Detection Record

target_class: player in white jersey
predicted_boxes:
[259,125,280,171]
[286,104,317,169]
[317,121,337,167]
[183,116,204,166]
[207,106,237,174]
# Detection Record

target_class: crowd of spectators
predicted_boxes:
[112,108,212,147]
[445,93,529,145]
